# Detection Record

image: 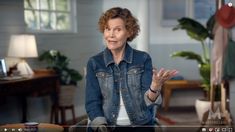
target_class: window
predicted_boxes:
[161,0,230,26]
[24,0,76,32]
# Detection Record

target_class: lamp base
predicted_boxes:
[17,60,34,75]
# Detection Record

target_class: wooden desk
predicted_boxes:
[0,123,63,132]
[0,73,59,123]
[162,80,202,111]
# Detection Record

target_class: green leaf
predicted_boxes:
[173,17,209,41]
[170,51,204,64]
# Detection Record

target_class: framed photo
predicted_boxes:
[161,0,189,27]
[0,59,7,77]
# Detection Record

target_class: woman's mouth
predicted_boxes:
[108,40,117,44]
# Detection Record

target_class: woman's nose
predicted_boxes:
[110,30,114,37]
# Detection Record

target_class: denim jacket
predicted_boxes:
[85,44,162,131]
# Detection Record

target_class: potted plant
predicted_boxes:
[171,16,221,123]
[39,50,83,106]
[39,50,82,85]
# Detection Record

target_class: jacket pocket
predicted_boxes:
[96,71,113,99]
[127,66,144,89]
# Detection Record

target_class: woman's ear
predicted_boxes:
[127,31,132,38]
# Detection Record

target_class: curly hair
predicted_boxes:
[98,7,140,42]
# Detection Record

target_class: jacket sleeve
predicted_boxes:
[144,91,162,106]
[85,58,107,131]
[141,54,163,107]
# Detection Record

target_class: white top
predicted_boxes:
[116,91,131,125]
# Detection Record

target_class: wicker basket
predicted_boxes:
[59,85,76,106]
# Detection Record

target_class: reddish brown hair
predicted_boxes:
[98,7,140,42]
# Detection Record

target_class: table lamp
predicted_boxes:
[8,34,38,75]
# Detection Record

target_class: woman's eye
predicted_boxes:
[115,28,121,32]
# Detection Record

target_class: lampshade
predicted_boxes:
[8,34,38,58]
[7,34,38,75]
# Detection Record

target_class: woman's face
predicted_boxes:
[104,18,130,52]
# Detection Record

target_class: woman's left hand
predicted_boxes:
[150,68,178,89]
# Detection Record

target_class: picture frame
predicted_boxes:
[161,0,189,27]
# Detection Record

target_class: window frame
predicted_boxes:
[24,0,77,33]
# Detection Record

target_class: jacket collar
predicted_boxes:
[104,43,133,67]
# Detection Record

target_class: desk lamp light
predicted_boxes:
[8,34,38,75]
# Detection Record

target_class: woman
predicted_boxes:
[85,7,178,132]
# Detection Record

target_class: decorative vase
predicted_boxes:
[195,99,221,123]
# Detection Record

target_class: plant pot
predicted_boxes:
[195,99,221,123]
[59,85,76,106]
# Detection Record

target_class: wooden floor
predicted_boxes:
[158,106,200,125]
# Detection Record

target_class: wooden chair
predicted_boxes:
[50,104,76,125]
